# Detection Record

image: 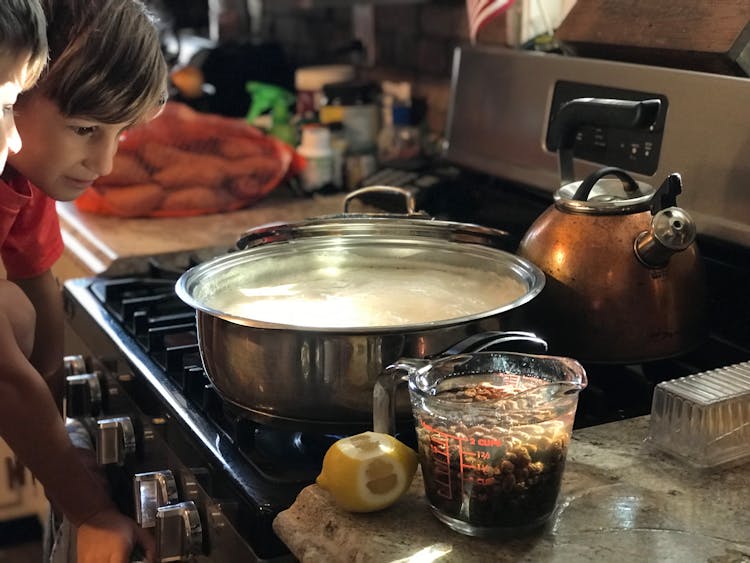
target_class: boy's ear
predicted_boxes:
[142,99,166,123]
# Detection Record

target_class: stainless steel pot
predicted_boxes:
[176,187,545,430]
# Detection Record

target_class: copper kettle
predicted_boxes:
[517,97,707,364]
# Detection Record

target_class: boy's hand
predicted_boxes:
[77,508,155,563]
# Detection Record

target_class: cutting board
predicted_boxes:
[554,0,750,76]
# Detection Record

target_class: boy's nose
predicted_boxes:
[0,122,21,171]
[84,137,118,177]
[7,125,22,154]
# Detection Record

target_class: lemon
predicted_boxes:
[316,432,418,513]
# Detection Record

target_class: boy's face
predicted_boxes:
[9,93,132,201]
[0,52,30,174]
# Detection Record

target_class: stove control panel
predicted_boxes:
[545,81,668,176]
[61,352,257,562]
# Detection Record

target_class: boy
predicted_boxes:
[0,0,46,172]
[1,0,168,561]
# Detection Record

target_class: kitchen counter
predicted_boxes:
[273,417,750,562]
[55,189,345,276]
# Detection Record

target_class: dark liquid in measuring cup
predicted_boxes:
[415,382,574,533]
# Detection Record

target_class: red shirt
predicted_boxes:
[0,171,64,278]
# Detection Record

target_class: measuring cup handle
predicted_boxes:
[373,362,415,435]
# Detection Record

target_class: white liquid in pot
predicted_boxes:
[207,266,528,328]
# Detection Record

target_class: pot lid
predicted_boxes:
[554,166,656,215]
[175,214,546,332]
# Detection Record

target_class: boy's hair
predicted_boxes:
[39,0,167,124]
[0,0,48,88]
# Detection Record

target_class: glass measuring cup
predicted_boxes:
[373,333,587,537]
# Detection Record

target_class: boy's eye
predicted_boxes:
[71,125,97,136]
[2,105,15,118]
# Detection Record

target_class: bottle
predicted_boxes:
[377,105,421,164]
[297,125,333,193]
[328,122,349,191]
[245,81,297,146]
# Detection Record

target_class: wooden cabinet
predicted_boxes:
[555,0,750,76]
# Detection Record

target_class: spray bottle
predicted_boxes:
[245,81,297,146]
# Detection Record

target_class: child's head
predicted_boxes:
[9,0,168,201]
[0,0,47,172]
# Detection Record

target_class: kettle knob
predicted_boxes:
[635,207,697,268]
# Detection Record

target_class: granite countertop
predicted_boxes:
[273,417,750,562]
[56,189,346,275]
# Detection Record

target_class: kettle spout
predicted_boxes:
[635,206,697,268]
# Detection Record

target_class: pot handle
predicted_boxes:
[373,361,419,435]
[344,185,419,215]
[436,330,548,357]
[572,166,640,201]
[235,221,290,250]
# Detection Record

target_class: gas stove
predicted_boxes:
[61,184,750,561]
[60,45,750,561]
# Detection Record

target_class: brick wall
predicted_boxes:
[262,1,509,136]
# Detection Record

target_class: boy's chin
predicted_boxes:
[40,188,87,203]
[45,180,94,201]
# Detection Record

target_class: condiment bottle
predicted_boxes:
[297,125,333,193]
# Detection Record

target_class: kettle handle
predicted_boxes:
[549,97,661,184]
[572,166,640,201]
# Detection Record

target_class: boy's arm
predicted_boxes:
[11,269,65,408]
[0,306,114,526]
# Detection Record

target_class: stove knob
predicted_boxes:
[133,470,179,528]
[63,355,88,376]
[95,416,136,465]
[155,501,203,562]
[64,372,103,418]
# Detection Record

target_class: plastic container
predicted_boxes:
[648,361,750,469]
[297,124,333,193]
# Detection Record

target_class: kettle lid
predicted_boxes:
[554,166,655,215]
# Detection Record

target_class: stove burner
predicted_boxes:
[244,428,339,484]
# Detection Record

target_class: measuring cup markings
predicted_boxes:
[420,419,506,501]
[424,425,453,499]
